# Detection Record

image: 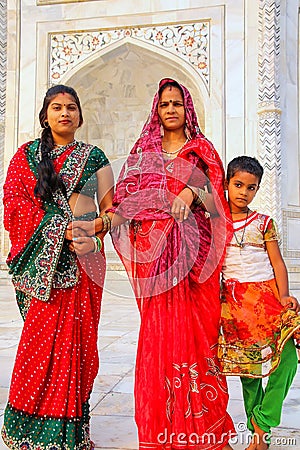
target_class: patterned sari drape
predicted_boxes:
[109,78,235,449]
[2,139,106,450]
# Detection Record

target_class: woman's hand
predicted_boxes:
[69,236,97,256]
[65,224,87,241]
[171,187,193,222]
[281,295,300,314]
[67,219,99,238]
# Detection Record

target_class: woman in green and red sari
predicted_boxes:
[1,85,114,449]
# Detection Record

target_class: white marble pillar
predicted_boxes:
[0,0,7,267]
[257,0,282,227]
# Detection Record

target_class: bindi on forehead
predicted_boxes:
[163,99,183,104]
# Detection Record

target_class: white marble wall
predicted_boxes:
[1,0,300,288]
[280,0,300,288]
[8,0,247,163]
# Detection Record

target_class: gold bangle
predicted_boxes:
[101,213,111,232]
[186,185,206,206]
[194,188,206,206]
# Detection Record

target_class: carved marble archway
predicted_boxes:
[68,44,205,158]
[49,23,210,91]
[48,24,211,165]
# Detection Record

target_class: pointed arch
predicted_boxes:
[56,40,207,162]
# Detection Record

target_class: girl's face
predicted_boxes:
[227,170,260,213]
[46,93,81,143]
[157,86,186,133]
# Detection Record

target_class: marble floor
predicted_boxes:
[0,269,299,450]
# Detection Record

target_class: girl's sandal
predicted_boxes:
[245,436,258,450]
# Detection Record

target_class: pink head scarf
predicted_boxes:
[139,78,204,149]
[111,78,228,222]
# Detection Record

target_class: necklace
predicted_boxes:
[233,208,249,248]
[162,139,188,158]
[49,140,77,159]
[231,209,249,214]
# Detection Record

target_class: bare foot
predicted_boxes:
[250,417,269,450]
[245,434,258,450]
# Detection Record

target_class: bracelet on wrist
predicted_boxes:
[194,188,206,206]
[91,235,102,253]
[100,213,111,232]
[186,185,206,206]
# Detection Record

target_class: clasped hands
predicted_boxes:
[65,220,100,256]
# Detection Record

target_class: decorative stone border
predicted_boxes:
[0,2,6,128]
[38,0,101,4]
[49,22,210,90]
[257,0,282,227]
[0,0,7,266]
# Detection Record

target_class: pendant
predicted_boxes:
[233,210,249,249]
[165,162,174,173]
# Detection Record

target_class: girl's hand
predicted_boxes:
[171,187,193,222]
[281,295,300,314]
[71,236,96,256]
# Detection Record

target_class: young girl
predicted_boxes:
[218,156,300,450]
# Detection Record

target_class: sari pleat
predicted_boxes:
[133,218,233,449]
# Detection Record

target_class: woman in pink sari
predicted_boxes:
[72,78,235,449]
[109,78,235,449]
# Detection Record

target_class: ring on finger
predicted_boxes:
[180,206,185,210]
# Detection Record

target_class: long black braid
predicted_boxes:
[34,85,83,201]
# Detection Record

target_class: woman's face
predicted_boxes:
[46,93,81,143]
[158,86,186,133]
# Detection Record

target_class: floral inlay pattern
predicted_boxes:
[50,23,210,89]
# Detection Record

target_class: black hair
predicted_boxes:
[158,80,184,99]
[34,84,83,202]
[226,156,264,184]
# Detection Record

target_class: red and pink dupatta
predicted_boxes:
[110,79,235,449]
